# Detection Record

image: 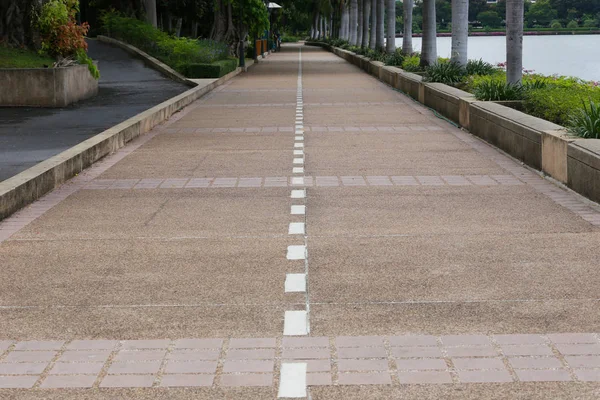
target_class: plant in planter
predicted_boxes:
[37,0,99,79]
[568,100,600,139]
[473,80,525,101]
[424,61,466,85]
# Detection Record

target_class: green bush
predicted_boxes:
[473,80,525,101]
[424,61,466,85]
[385,48,405,66]
[568,100,600,139]
[402,55,422,72]
[100,11,229,76]
[524,86,600,126]
[181,58,238,78]
[281,35,300,43]
[583,19,599,28]
[567,20,579,29]
[550,20,563,29]
[466,59,498,76]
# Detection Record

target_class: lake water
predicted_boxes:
[395,35,600,81]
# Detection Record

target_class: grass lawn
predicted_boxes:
[0,46,55,68]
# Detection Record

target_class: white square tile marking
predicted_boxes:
[278,362,307,398]
[291,205,306,215]
[285,273,307,293]
[293,158,304,165]
[293,167,304,174]
[283,310,309,336]
[291,177,304,186]
[290,190,305,199]
[287,245,306,260]
[293,150,304,156]
[294,143,304,148]
[295,136,304,141]
[288,222,305,235]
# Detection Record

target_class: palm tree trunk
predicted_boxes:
[506,0,524,85]
[420,0,437,67]
[349,0,358,45]
[369,0,376,49]
[341,3,349,40]
[144,0,157,27]
[362,0,371,47]
[451,0,469,66]
[385,0,395,53]
[376,0,384,50]
[402,0,413,54]
[357,0,363,46]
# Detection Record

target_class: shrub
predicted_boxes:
[550,20,563,29]
[180,58,238,78]
[473,80,525,101]
[583,19,599,28]
[385,48,404,66]
[566,20,579,29]
[466,59,498,76]
[100,11,229,76]
[281,35,300,43]
[568,100,600,138]
[424,61,466,85]
[402,55,422,72]
[524,86,600,126]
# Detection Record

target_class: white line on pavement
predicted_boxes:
[278,362,307,398]
[290,205,306,215]
[287,245,306,260]
[288,222,305,235]
[284,273,307,292]
[293,158,304,165]
[290,190,305,199]
[283,310,308,335]
[292,167,304,174]
[291,177,304,186]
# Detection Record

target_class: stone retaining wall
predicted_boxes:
[0,64,98,107]
[307,42,600,205]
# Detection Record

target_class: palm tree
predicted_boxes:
[144,0,157,27]
[362,0,371,47]
[420,0,437,67]
[369,0,376,49]
[376,0,384,50]
[451,0,468,66]
[506,0,524,85]
[357,0,363,46]
[349,0,358,44]
[385,0,395,53]
[402,0,414,55]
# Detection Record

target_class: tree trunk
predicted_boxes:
[385,0,395,53]
[420,0,437,67]
[330,13,334,39]
[402,0,413,54]
[362,0,370,48]
[191,21,198,38]
[369,0,376,49]
[321,14,325,38]
[342,3,349,40]
[451,0,468,66]
[357,0,363,46]
[376,0,384,50]
[175,17,182,37]
[144,0,157,27]
[506,0,524,85]
[349,0,358,45]
[312,11,319,39]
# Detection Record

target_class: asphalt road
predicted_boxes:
[0,39,188,182]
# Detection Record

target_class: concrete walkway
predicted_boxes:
[0,39,188,182]
[1,43,600,398]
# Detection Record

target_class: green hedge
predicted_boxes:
[100,11,230,78]
[181,58,238,79]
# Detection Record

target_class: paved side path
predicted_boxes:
[0,39,188,182]
[1,44,600,399]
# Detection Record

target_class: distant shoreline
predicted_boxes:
[396,30,600,38]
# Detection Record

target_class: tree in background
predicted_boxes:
[385,0,395,53]
[420,0,436,67]
[477,10,502,27]
[362,0,371,47]
[526,0,557,26]
[451,0,468,66]
[402,0,413,54]
[506,0,524,85]
[376,0,384,49]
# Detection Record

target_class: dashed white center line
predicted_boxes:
[290,189,305,199]
[294,143,304,148]
[291,177,304,186]
[292,167,304,174]
[293,158,304,165]
[295,136,303,141]
[278,362,307,398]
[288,222,305,235]
[293,150,304,156]
[291,205,305,215]
[284,273,307,292]
[287,245,306,260]
[283,310,308,335]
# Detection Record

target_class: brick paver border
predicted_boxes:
[0,334,599,389]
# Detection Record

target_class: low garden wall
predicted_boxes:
[0,64,98,107]
[306,41,600,205]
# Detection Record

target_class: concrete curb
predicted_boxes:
[0,63,245,221]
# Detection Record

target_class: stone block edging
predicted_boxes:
[0,64,244,220]
[305,41,600,205]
